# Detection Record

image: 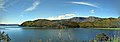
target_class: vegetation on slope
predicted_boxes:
[19,16,120,28]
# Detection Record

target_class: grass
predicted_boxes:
[113,37,119,42]
[93,28,120,30]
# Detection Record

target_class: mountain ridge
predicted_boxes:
[19,16,120,28]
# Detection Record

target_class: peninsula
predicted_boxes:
[19,16,120,28]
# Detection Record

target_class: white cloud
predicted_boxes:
[71,2,99,8]
[48,14,75,20]
[6,0,20,7]
[0,0,4,8]
[91,9,95,14]
[24,0,40,12]
[35,14,76,20]
[0,0,6,12]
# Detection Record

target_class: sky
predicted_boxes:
[0,0,120,24]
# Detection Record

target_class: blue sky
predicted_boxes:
[0,0,120,24]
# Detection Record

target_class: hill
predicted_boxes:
[19,16,120,28]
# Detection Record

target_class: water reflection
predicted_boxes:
[0,26,120,42]
[5,28,22,30]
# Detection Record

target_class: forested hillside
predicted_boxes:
[19,16,120,28]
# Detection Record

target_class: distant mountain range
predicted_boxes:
[0,24,19,26]
[19,16,120,28]
[62,16,102,22]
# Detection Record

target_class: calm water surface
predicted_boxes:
[0,26,120,42]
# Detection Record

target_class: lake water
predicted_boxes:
[0,26,120,42]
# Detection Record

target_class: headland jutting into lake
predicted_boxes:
[19,16,120,29]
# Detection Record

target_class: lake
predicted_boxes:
[0,26,120,42]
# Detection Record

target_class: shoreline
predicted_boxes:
[92,28,120,30]
[21,27,120,30]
